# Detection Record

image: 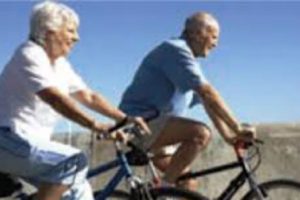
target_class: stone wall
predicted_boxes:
[51,123,300,199]
[187,123,300,199]
[15,123,295,199]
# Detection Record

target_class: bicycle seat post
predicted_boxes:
[114,141,123,153]
[147,158,161,186]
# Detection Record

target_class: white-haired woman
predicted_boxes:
[0,1,148,200]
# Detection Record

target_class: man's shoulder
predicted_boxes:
[161,38,193,58]
[164,38,190,51]
[157,38,194,63]
[145,38,190,59]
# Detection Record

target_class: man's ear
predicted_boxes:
[195,28,207,43]
[187,30,198,42]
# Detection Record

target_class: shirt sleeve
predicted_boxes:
[189,93,202,108]
[58,58,88,94]
[161,44,208,92]
[19,47,57,93]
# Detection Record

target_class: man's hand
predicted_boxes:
[126,116,151,135]
[223,135,238,145]
[239,123,257,141]
[111,130,133,143]
[224,124,256,145]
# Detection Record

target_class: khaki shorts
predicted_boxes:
[133,115,178,156]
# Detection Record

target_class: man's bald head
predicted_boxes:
[182,12,220,57]
[184,12,219,34]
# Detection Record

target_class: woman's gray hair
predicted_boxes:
[29,1,79,45]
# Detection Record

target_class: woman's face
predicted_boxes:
[45,21,79,61]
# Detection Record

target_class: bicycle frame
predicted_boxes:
[178,142,264,200]
[87,142,133,200]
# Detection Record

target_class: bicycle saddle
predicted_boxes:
[0,172,22,197]
[125,143,151,166]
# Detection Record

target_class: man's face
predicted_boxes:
[193,25,219,58]
[45,21,79,60]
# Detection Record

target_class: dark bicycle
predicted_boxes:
[176,139,300,200]
[0,111,204,200]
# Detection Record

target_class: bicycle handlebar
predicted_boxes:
[234,139,264,148]
[97,110,159,140]
[234,139,264,158]
[107,110,159,133]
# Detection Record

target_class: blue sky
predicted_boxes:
[0,1,299,132]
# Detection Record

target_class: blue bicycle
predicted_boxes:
[0,111,204,200]
[88,111,204,199]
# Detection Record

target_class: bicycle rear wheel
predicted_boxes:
[94,187,207,199]
[134,187,207,200]
[242,179,300,200]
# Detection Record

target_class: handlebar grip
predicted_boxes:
[234,138,264,150]
[107,110,160,134]
[107,118,128,133]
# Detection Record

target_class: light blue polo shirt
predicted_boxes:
[119,37,208,116]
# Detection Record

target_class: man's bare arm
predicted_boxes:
[203,99,236,144]
[195,83,241,134]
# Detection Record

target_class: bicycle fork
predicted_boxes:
[241,157,267,200]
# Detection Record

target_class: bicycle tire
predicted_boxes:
[93,189,130,199]
[242,179,300,200]
[148,187,208,200]
[94,187,207,200]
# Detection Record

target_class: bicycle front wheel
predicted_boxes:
[242,179,300,200]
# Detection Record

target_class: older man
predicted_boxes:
[0,1,148,200]
[120,12,255,189]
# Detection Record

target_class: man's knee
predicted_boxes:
[190,123,212,147]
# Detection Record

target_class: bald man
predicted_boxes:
[119,12,255,189]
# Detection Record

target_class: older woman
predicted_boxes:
[0,1,148,200]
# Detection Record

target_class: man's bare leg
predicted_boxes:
[150,117,211,185]
[35,183,68,200]
[153,155,198,190]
